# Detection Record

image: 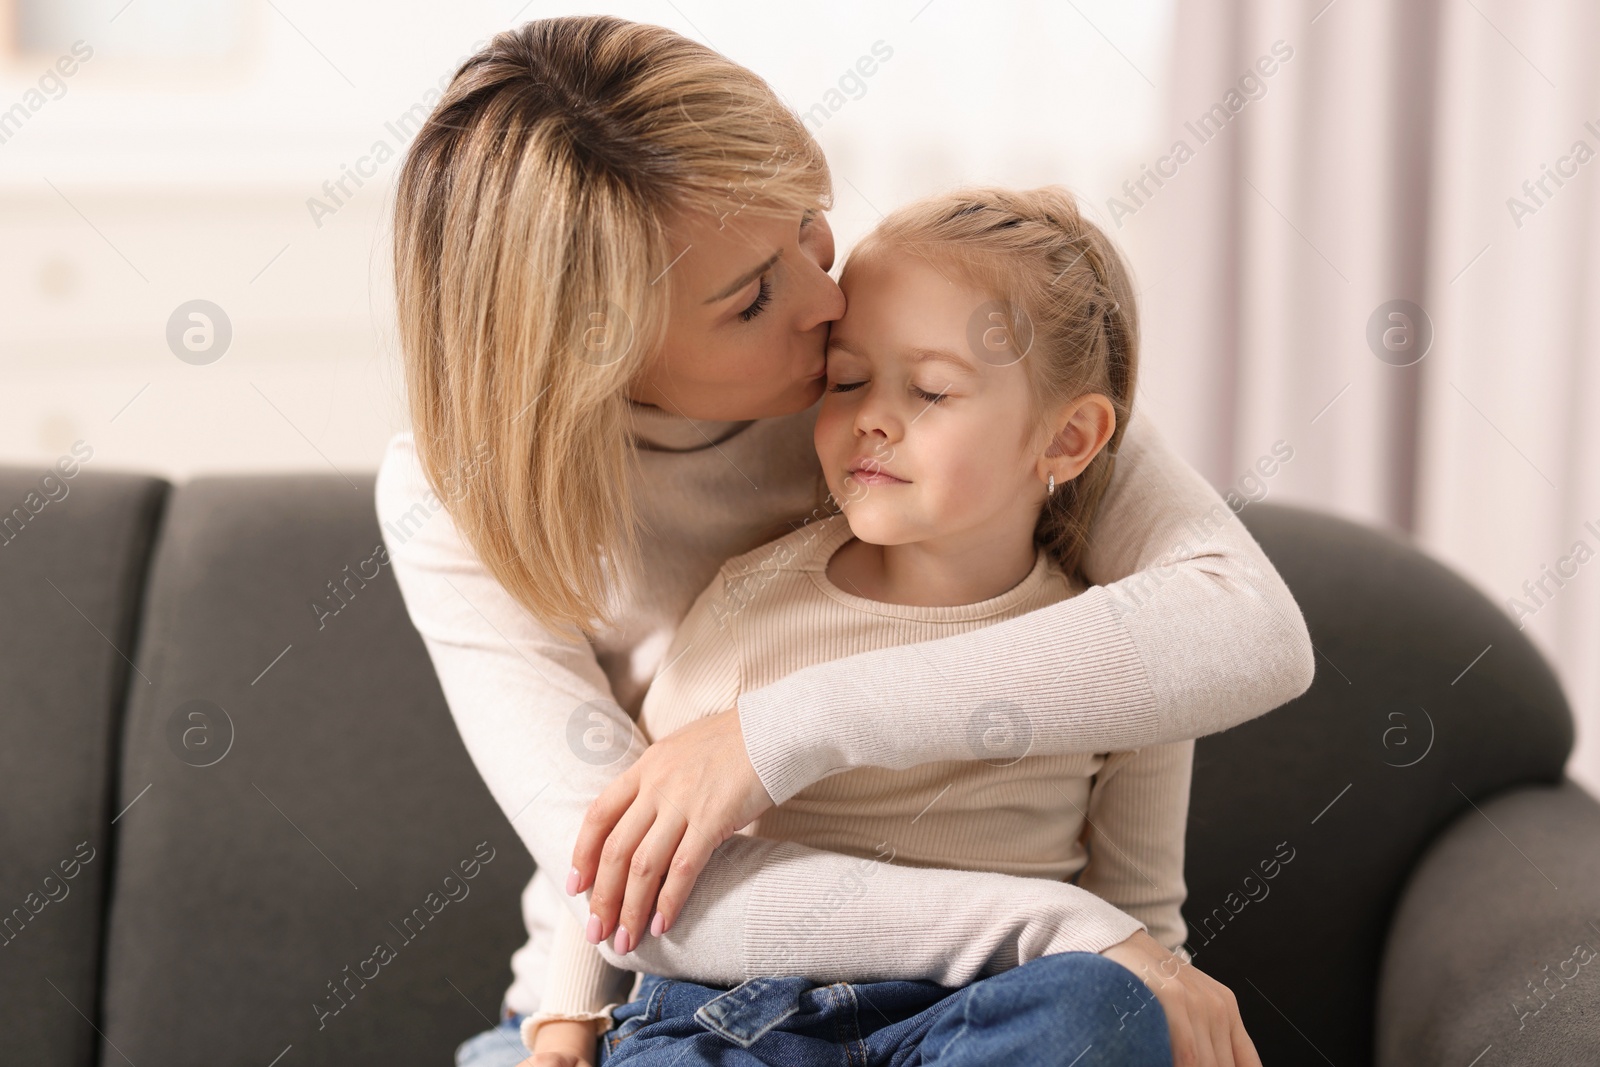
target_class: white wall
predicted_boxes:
[0,0,1175,479]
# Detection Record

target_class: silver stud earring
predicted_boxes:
[1047,472,1055,497]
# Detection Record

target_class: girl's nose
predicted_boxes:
[854,386,901,441]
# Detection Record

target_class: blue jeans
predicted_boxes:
[455,1002,532,1066]
[460,951,1170,1065]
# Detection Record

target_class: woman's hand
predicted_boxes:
[568,706,774,952]
[1098,930,1262,1067]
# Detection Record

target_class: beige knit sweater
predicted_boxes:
[373,397,1314,1028]
[524,512,1195,1042]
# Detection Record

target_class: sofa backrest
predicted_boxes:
[0,469,1575,1067]
[94,475,531,1067]
[0,470,167,1067]
[1207,504,1572,1065]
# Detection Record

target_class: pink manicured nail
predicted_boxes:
[585,913,602,944]
[650,911,665,937]
[566,867,580,895]
[614,926,631,954]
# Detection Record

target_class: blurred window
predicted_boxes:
[8,0,249,60]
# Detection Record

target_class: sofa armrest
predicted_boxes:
[1376,778,1600,1065]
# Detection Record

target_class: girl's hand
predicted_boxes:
[1098,930,1262,1067]
[521,1018,598,1067]
[569,706,773,953]
[517,1054,592,1067]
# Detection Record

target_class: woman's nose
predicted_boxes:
[802,269,846,331]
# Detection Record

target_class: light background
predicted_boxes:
[0,0,1172,477]
[3,0,1596,793]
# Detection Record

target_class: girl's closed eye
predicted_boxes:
[828,379,866,393]
[911,384,950,404]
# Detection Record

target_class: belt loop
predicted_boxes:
[692,976,813,1048]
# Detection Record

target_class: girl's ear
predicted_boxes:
[1039,393,1116,485]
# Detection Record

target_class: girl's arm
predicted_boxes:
[521,907,632,1052]
[377,434,1154,991]
[736,407,1315,806]
[1075,739,1196,958]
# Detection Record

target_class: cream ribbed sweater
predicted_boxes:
[524,513,1195,1041]
[373,398,1314,1031]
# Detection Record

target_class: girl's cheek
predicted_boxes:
[943,445,1010,507]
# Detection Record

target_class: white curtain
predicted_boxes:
[1135,0,1600,790]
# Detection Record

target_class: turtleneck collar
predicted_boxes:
[625,398,755,453]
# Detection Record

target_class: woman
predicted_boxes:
[377,15,1314,1067]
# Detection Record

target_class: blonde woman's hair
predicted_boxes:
[393,16,832,635]
[840,186,1140,579]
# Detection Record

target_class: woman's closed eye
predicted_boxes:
[738,275,773,322]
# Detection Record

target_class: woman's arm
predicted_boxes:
[377,433,1152,989]
[571,408,1310,956]
[736,407,1316,806]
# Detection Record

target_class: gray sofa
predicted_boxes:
[2,467,1597,1066]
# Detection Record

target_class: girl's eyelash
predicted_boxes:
[825,380,949,403]
[738,276,773,322]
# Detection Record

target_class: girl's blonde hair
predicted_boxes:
[393,16,832,635]
[841,186,1140,579]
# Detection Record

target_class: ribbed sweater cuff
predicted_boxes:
[527,898,636,1046]
[520,1007,620,1048]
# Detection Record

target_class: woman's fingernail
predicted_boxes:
[566,867,580,896]
[614,926,631,954]
[585,913,602,944]
[650,911,665,937]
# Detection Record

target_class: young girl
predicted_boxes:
[525,185,1194,1065]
